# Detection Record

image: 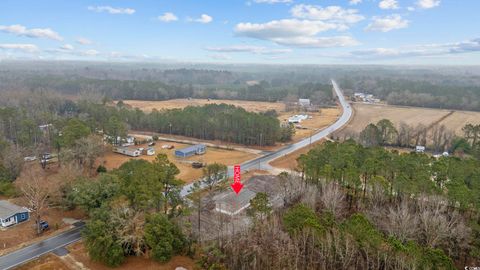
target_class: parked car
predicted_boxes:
[35,220,49,231]
[161,144,174,149]
[192,162,205,169]
[148,142,156,147]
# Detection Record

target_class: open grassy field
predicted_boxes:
[337,103,480,137]
[98,140,258,183]
[123,98,285,113]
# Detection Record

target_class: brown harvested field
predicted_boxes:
[122,98,285,113]
[67,241,195,270]
[337,103,480,137]
[98,140,258,183]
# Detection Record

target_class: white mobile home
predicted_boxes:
[114,147,141,157]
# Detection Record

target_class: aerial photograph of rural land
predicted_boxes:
[0,0,480,269]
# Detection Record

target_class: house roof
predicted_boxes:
[0,201,29,220]
[214,188,256,215]
[176,144,205,154]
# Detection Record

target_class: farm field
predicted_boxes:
[337,103,480,137]
[98,140,258,183]
[122,98,285,113]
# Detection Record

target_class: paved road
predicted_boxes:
[180,79,352,196]
[0,79,350,269]
[0,222,84,270]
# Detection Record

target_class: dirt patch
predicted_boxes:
[15,254,70,270]
[336,103,480,137]
[98,141,257,183]
[68,241,195,270]
[270,140,325,171]
[0,207,85,254]
[122,98,285,113]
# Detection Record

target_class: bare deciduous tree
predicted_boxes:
[19,168,50,235]
[319,182,345,218]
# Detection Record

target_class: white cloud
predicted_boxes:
[347,38,480,59]
[158,12,178,22]
[349,0,362,5]
[416,0,441,9]
[407,6,416,11]
[87,6,135,15]
[60,44,74,50]
[0,24,62,41]
[379,0,399,10]
[209,53,232,60]
[189,14,213,24]
[252,0,292,4]
[235,19,359,48]
[205,45,292,55]
[290,4,364,24]
[76,37,92,45]
[0,43,38,53]
[83,49,100,56]
[365,15,409,32]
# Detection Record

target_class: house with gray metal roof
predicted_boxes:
[0,200,30,228]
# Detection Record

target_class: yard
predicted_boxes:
[98,140,258,183]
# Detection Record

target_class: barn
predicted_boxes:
[175,144,206,158]
[0,201,30,228]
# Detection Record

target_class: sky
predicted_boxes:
[0,0,479,64]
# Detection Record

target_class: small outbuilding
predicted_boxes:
[175,144,206,158]
[416,146,426,153]
[0,201,30,228]
[298,99,311,107]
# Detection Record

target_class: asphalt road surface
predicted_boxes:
[0,222,84,270]
[0,79,351,269]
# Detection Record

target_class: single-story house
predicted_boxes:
[214,188,256,216]
[0,201,30,228]
[175,144,206,158]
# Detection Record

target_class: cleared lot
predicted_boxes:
[98,140,258,183]
[337,103,480,137]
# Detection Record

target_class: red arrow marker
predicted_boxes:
[231,165,243,195]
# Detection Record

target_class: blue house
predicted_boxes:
[175,144,206,158]
[0,200,30,228]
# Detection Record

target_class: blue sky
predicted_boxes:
[0,0,479,64]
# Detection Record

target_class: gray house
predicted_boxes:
[0,201,30,228]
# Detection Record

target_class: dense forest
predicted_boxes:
[2,62,480,110]
[340,76,480,111]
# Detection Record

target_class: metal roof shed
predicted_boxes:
[175,144,206,158]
